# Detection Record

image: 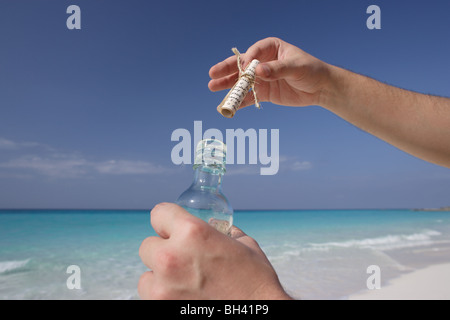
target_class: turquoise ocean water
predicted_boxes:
[1,209,450,300]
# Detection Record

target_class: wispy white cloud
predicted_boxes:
[279,155,313,172]
[225,165,260,176]
[0,137,53,150]
[94,160,169,175]
[0,154,89,178]
[0,138,16,149]
[0,137,171,178]
[225,155,312,176]
[291,160,313,171]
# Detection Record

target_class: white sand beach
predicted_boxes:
[349,263,450,300]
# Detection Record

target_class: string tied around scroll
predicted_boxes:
[232,48,261,109]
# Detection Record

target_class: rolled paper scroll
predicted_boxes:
[217,59,260,118]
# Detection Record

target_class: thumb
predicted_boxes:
[229,225,247,239]
[256,60,297,81]
[229,225,266,255]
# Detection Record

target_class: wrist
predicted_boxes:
[317,64,349,112]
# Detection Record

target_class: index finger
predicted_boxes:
[209,38,282,80]
[150,202,192,239]
[209,55,239,79]
[242,37,281,66]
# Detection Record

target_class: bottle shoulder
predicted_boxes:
[176,186,233,214]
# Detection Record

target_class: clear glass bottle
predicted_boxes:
[176,139,233,235]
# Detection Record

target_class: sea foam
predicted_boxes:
[0,259,30,274]
[308,230,442,251]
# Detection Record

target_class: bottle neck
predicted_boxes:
[192,166,224,192]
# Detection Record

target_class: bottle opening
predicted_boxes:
[193,139,227,173]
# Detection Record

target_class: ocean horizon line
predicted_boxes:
[0,207,444,212]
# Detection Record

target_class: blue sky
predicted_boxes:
[0,0,449,209]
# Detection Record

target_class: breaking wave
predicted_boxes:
[0,259,30,274]
[309,230,442,251]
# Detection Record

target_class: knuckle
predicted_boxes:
[266,36,279,42]
[183,218,211,241]
[246,237,260,248]
[156,249,180,271]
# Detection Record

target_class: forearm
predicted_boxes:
[319,65,450,168]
